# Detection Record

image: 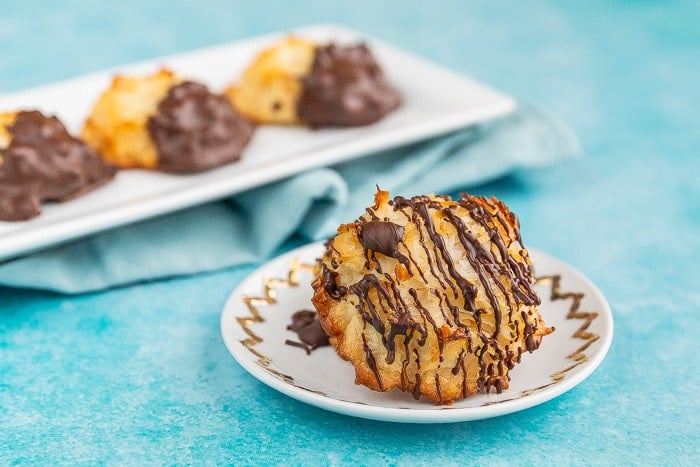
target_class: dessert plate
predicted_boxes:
[220,241,613,423]
[0,23,515,261]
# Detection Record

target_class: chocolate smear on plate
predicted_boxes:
[285,309,330,355]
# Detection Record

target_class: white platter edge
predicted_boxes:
[0,23,515,262]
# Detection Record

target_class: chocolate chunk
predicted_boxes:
[147,81,254,173]
[360,220,405,259]
[297,44,401,127]
[0,111,117,222]
[359,220,411,272]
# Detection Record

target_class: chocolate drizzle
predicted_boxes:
[285,309,330,354]
[362,334,384,391]
[321,263,347,299]
[318,192,547,401]
[0,111,117,221]
[349,274,392,337]
[147,81,254,173]
[297,44,401,128]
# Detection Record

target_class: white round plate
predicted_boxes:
[221,241,613,423]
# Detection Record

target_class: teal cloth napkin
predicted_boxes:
[0,103,579,293]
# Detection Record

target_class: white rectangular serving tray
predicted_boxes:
[0,23,515,261]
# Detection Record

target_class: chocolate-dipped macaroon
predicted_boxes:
[226,37,401,127]
[83,69,254,172]
[0,110,116,222]
[311,189,553,404]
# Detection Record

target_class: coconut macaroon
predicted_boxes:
[311,189,553,404]
[225,37,401,127]
[226,37,317,125]
[83,69,254,173]
[0,110,116,221]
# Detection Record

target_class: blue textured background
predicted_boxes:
[1,1,699,464]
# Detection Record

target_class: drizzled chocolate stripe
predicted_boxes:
[362,334,384,391]
[443,207,506,337]
[408,288,442,353]
[349,274,393,337]
[412,348,421,400]
[435,374,444,405]
[458,196,540,307]
[321,263,346,299]
[384,276,425,364]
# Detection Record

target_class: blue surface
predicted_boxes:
[1,1,699,464]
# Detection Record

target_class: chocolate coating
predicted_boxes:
[147,81,254,173]
[0,111,117,222]
[297,44,401,127]
[0,185,41,222]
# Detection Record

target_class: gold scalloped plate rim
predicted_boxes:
[220,241,613,423]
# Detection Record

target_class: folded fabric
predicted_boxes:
[0,103,580,293]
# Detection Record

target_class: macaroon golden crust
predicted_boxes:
[311,190,553,404]
[83,69,179,169]
[225,37,317,125]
